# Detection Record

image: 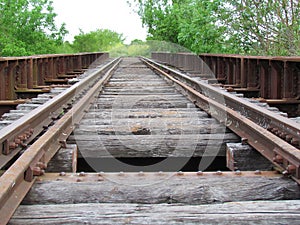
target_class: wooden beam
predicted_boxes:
[46,144,77,173]
[11,201,300,224]
[22,172,300,205]
[226,143,273,171]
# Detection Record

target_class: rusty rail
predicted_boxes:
[142,57,300,183]
[152,53,300,117]
[0,57,121,224]
[0,52,108,101]
[199,54,300,100]
[0,55,112,169]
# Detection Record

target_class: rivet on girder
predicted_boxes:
[59,172,66,176]
[273,155,283,164]
[197,171,203,176]
[79,172,86,177]
[138,171,144,176]
[33,167,45,176]
[177,171,184,176]
[235,170,242,175]
[98,172,105,176]
[216,171,223,175]
[287,165,296,174]
[36,162,47,169]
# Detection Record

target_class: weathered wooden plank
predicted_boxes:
[73,123,229,135]
[96,98,192,105]
[97,94,188,100]
[10,201,300,225]
[82,108,208,119]
[46,144,77,173]
[71,134,239,157]
[106,81,170,85]
[226,143,273,171]
[22,172,300,205]
[95,101,194,109]
[79,117,214,126]
[101,89,177,94]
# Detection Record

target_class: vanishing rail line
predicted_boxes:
[142,57,300,180]
[0,56,300,224]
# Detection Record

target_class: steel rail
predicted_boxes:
[141,57,300,182]
[0,57,119,169]
[143,57,300,145]
[0,57,122,224]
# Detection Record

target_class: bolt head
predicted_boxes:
[138,171,144,176]
[216,171,223,175]
[177,171,184,176]
[59,172,66,176]
[235,170,242,175]
[79,172,86,177]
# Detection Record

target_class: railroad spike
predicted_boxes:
[241,138,248,145]
[273,155,283,164]
[59,140,67,148]
[287,165,297,174]
[32,167,45,176]
[14,138,21,145]
[9,142,18,150]
[291,138,299,146]
[36,162,47,170]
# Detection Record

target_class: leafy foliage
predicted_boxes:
[130,0,300,55]
[0,0,68,56]
[224,0,300,55]
[71,29,124,53]
[131,0,233,54]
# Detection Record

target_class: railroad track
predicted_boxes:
[0,57,300,224]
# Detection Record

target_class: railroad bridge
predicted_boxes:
[0,52,300,224]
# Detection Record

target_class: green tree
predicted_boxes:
[130,0,300,55]
[0,0,68,56]
[176,0,229,53]
[224,0,300,55]
[132,0,180,43]
[71,29,124,53]
[130,0,231,54]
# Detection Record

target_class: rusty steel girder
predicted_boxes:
[0,52,108,101]
[0,55,112,170]
[199,54,300,99]
[0,58,121,225]
[143,57,300,183]
[152,53,300,116]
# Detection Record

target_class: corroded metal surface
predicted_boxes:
[152,53,300,116]
[143,57,300,182]
[0,53,108,101]
[0,56,299,224]
[0,58,120,225]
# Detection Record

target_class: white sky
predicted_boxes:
[52,0,148,44]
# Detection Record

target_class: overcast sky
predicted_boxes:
[52,0,148,44]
